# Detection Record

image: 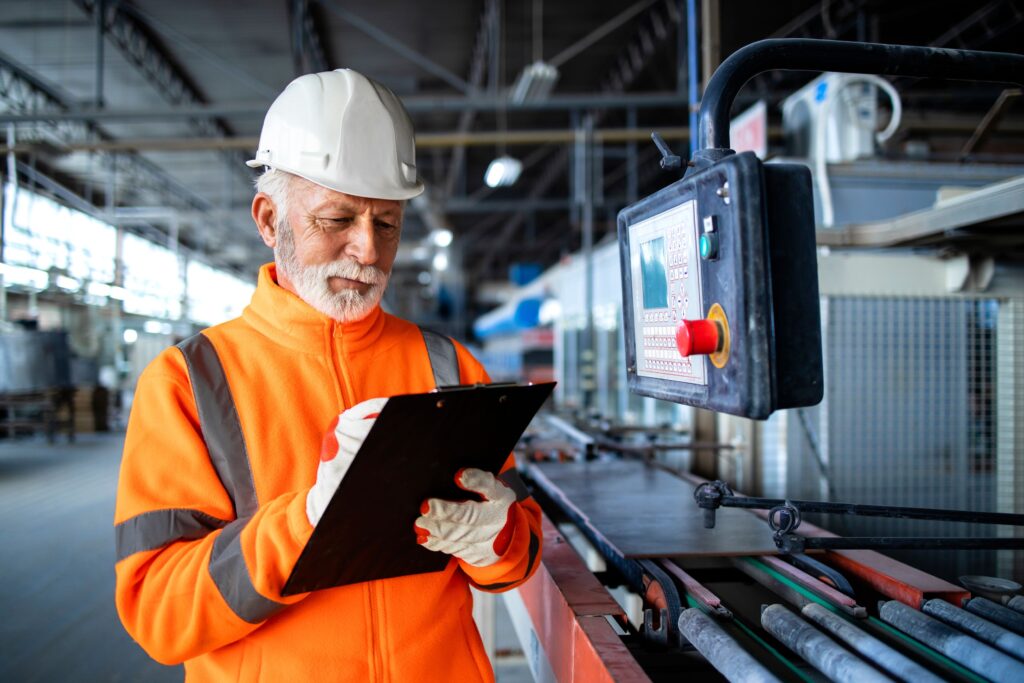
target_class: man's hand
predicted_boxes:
[306,397,388,526]
[415,468,516,567]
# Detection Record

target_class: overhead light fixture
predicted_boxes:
[122,328,138,344]
[484,155,523,188]
[510,61,559,104]
[431,229,453,248]
[432,252,449,272]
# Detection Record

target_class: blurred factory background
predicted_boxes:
[2,0,1024,681]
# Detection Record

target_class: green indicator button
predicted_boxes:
[699,233,719,260]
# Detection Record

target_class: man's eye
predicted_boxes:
[375,220,397,230]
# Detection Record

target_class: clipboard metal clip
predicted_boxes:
[432,381,520,393]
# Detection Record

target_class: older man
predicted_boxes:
[114,70,542,681]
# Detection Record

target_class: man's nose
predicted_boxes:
[344,217,379,265]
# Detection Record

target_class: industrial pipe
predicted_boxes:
[800,603,944,683]
[964,597,1024,635]
[677,609,781,683]
[760,604,894,682]
[922,599,1024,660]
[879,600,1024,681]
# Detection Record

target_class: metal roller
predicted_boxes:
[800,603,944,683]
[677,609,781,683]
[879,600,1024,681]
[965,597,1024,635]
[1008,596,1024,615]
[760,604,894,683]
[923,599,1024,661]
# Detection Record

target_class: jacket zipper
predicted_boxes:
[329,322,384,682]
[325,322,346,408]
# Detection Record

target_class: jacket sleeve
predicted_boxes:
[451,341,544,592]
[114,348,313,665]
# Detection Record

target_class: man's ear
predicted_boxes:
[252,193,280,248]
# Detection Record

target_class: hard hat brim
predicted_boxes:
[246,160,425,201]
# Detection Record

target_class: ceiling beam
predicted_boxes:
[443,0,497,199]
[0,91,694,124]
[0,126,741,154]
[471,0,680,279]
[72,0,253,189]
[290,0,330,75]
[315,0,472,94]
[548,0,660,69]
[0,47,211,213]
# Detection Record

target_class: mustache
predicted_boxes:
[316,259,388,286]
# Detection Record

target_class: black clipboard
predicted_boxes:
[282,381,555,595]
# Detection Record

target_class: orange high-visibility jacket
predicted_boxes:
[114,263,542,681]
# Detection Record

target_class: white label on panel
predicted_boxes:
[629,199,706,385]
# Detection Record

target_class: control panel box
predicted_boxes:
[618,152,823,419]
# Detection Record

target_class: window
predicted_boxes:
[3,183,116,283]
[186,260,255,325]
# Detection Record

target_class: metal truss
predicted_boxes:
[0,48,211,213]
[291,0,330,75]
[442,0,497,198]
[472,0,681,279]
[929,0,1023,50]
[316,0,472,93]
[72,0,253,189]
[0,52,91,150]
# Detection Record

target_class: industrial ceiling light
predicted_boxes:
[509,60,559,104]
[431,229,453,247]
[432,252,449,272]
[484,155,523,188]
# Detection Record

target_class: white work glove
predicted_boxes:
[415,468,517,568]
[305,397,388,526]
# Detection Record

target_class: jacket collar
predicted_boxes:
[242,263,386,353]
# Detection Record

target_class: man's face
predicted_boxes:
[261,178,404,322]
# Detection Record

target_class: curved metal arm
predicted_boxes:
[698,38,1024,157]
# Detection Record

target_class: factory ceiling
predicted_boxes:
[1,0,1022,317]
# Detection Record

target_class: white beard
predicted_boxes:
[275,223,389,323]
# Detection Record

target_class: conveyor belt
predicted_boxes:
[531,459,780,557]
[524,445,1024,682]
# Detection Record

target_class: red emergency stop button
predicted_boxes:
[676,319,723,356]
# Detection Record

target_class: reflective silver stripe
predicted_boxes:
[474,530,541,591]
[115,508,228,562]
[176,335,281,621]
[209,518,286,623]
[499,469,531,502]
[176,333,259,518]
[419,327,461,388]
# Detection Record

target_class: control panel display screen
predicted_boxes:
[628,199,706,385]
[640,238,669,309]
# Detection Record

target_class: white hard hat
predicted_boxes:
[247,69,424,200]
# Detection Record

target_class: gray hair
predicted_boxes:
[255,168,408,222]
[254,168,298,230]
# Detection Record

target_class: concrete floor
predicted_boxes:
[0,432,532,682]
[0,432,182,682]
